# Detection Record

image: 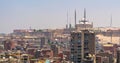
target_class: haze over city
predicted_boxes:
[1,0,120,33]
[1,0,120,63]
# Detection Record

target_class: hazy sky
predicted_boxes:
[0,0,120,33]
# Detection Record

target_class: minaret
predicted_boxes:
[66,11,68,29]
[84,8,86,20]
[110,15,112,27]
[79,8,88,24]
[110,15,113,43]
[83,8,87,29]
[75,10,77,28]
[83,8,87,24]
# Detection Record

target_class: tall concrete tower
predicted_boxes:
[70,30,95,63]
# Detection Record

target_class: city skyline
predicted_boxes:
[1,0,120,33]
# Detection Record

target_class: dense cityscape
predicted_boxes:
[0,8,120,63]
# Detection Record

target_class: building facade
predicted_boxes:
[70,30,95,63]
[117,47,120,63]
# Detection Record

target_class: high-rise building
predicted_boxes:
[40,37,46,48]
[117,47,120,63]
[96,52,113,63]
[51,45,58,57]
[4,40,12,50]
[70,30,95,63]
